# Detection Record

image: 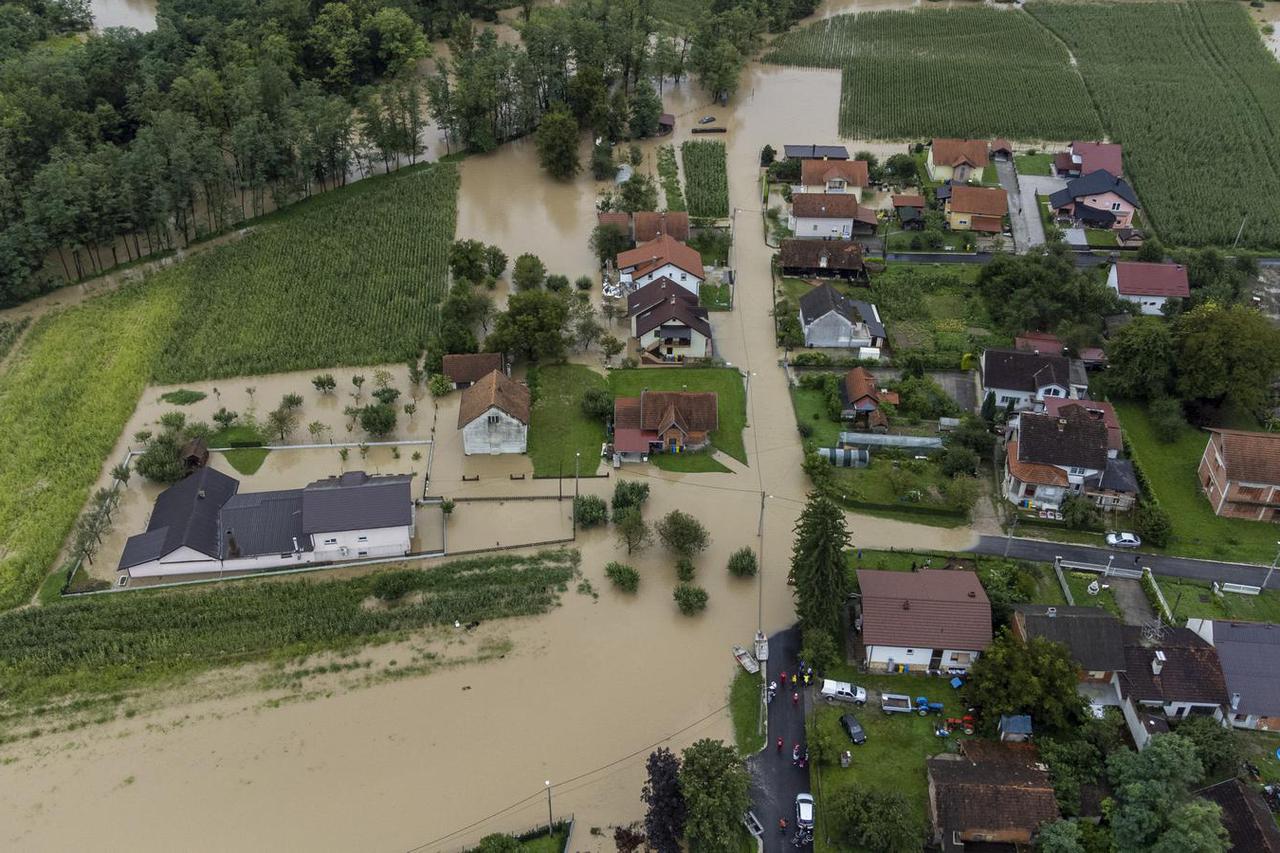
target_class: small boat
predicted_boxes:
[754,630,769,662]
[733,645,760,674]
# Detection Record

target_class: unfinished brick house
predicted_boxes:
[1198,429,1280,522]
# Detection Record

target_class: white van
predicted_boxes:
[820,679,867,705]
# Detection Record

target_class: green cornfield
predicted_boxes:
[0,550,577,705]
[0,280,185,611]
[680,141,730,219]
[657,145,687,212]
[153,162,458,382]
[766,7,1103,140]
[0,163,458,609]
[1027,1,1280,249]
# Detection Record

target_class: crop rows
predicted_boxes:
[0,163,458,608]
[767,7,1103,139]
[1027,1,1280,249]
[153,163,459,383]
[656,145,686,212]
[680,141,730,219]
[0,550,577,705]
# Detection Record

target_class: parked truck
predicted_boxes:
[880,693,914,714]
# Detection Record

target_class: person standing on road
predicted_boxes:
[779,817,787,834]
[792,691,799,707]
[777,736,784,754]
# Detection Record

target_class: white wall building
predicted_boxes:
[458,369,530,455]
[1106,262,1190,316]
[856,569,992,674]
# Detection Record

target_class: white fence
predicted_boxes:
[1218,581,1262,597]
[1058,558,1142,580]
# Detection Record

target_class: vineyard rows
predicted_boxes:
[681,141,730,219]
[153,163,458,383]
[1027,1,1280,249]
[0,550,577,705]
[657,145,686,212]
[0,163,458,608]
[767,7,1103,139]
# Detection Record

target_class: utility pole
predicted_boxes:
[573,452,580,536]
[544,780,553,833]
[558,460,562,501]
[1264,541,1280,590]
[1004,513,1019,557]
[1232,214,1248,250]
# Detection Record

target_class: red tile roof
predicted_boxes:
[1209,429,1280,486]
[457,370,530,427]
[931,138,990,168]
[856,569,993,651]
[892,194,926,208]
[616,235,703,279]
[1071,141,1124,177]
[791,193,861,219]
[1015,331,1065,355]
[969,215,1004,233]
[800,159,869,188]
[928,743,1058,841]
[614,391,718,435]
[1044,398,1122,454]
[1112,262,1189,298]
[442,352,504,385]
[844,367,878,406]
[949,185,1007,217]
[633,211,690,242]
[991,138,1014,155]
[596,212,631,232]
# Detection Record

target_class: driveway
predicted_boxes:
[1110,578,1157,626]
[1013,174,1069,253]
[748,627,813,852]
[971,535,1279,587]
[994,159,1031,253]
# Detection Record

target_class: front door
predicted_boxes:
[929,649,944,672]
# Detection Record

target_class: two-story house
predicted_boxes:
[791,159,870,199]
[1188,619,1280,731]
[1048,170,1140,229]
[616,235,704,293]
[1199,429,1280,522]
[855,568,992,673]
[1052,141,1124,179]
[945,185,1007,234]
[1004,405,1115,511]
[627,278,712,363]
[797,282,885,350]
[787,193,878,240]
[926,138,990,183]
[979,348,1087,411]
[458,369,530,455]
[1106,261,1189,316]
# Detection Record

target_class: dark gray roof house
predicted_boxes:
[783,144,849,160]
[981,348,1084,396]
[1048,170,1140,210]
[119,466,239,570]
[1190,620,1280,724]
[798,283,885,348]
[1012,604,1127,673]
[1089,459,1139,495]
[220,489,306,559]
[1018,406,1110,472]
[302,471,414,534]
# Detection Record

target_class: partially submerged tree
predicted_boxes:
[789,491,850,643]
[656,510,710,558]
[642,748,686,853]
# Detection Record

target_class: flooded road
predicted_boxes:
[0,9,978,850]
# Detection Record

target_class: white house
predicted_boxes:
[627,278,712,363]
[1106,261,1189,316]
[118,468,415,579]
[1115,625,1228,750]
[797,282,885,350]
[791,159,869,199]
[855,569,992,673]
[615,234,704,293]
[787,193,878,240]
[979,348,1087,411]
[458,369,530,455]
[1003,404,1137,512]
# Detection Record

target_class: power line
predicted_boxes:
[402,702,730,852]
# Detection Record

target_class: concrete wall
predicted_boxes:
[462,407,528,455]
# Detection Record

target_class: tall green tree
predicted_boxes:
[1174,302,1280,413]
[789,492,850,643]
[486,289,569,362]
[966,630,1087,736]
[1108,734,1225,853]
[679,739,750,853]
[535,103,581,180]
[1103,316,1176,400]
[642,748,686,852]
[629,80,663,138]
[826,786,920,852]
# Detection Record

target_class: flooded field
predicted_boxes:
[0,9,986,850]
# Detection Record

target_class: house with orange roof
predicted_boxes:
[1199,429,1280,522]
[945,185,1007,233]
[926,139,990,183]
[611,391,718,462]
[615,234,704,293]
[793,159,871,200]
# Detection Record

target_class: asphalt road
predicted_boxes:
[748,626,813,852]
[883,250,1106,268]
[971,535,1278,589]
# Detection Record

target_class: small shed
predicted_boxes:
[658,113,675,135]
[991,139,1014,160]
[180,436,209,471]
[998,714,1033,742]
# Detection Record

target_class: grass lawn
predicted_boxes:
[809,670,953,851]
[1063,571,1122,618]
[730,668,766,755]
[1156,576,1280,625]
[790,387,842,447]
[829,458,967,528]
[516,828,568,852]
[609,368,747,464]
[699,281,733,311]
[528,365,607,478]
[1084,227,1117,248]
[981,163,1000,186]
[210,424,269,476]
[1115,402,1279,563]
[1014,153,1054,176]
[1236,729,1280,784]
[651,451,731,473]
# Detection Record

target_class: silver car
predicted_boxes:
[795,793,815,829]
[1106,531,1142,549]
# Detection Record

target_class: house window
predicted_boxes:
[487,414,499,425]
[1069,467,1085,476]
[952,652,972,665]
[357,550,368,557]
[1111,202,1122,211]
[323,538,337,545]
[357,536,368,543]
[906,649,915,655]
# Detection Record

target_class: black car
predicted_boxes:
[840,714,866,745]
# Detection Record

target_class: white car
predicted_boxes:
[795,793,815,829]
[820,678,867,705]
[1106,532,1142,549]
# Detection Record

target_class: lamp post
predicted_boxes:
[573,452,581,536]
[1264,542,1280,590]
[545,780,553,833]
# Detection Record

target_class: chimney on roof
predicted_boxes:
[968,590,976,598]
[902,600,910,610]
[1231,692,1241,711]
[1047,606,1057,617]
[1152,650,1166,676]
[226,529,240,559]
[1057,418,1067,432]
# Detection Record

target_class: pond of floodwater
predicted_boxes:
[91,0,157,30]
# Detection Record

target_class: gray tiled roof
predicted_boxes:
[1048,169,1139,209]
[119,467,239,570]
[798,284,885,339]
[783,144,849,160]
[219,489,307,558]
[301,471,413,535]
[1014,604,1126,672]
[1208,621,1280,717]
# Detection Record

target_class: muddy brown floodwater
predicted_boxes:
[0,11,982,850]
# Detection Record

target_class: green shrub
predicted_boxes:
[612,480,650,512]
[159,389,207,405]
[674,583,709,615]
[573,495,608,528]
[676,557,696,582]
[727,547,758,578]
[371,571,421,601]
[1135,503,1172,547]
[605,561,640,593]
[1149,397,1186,443]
